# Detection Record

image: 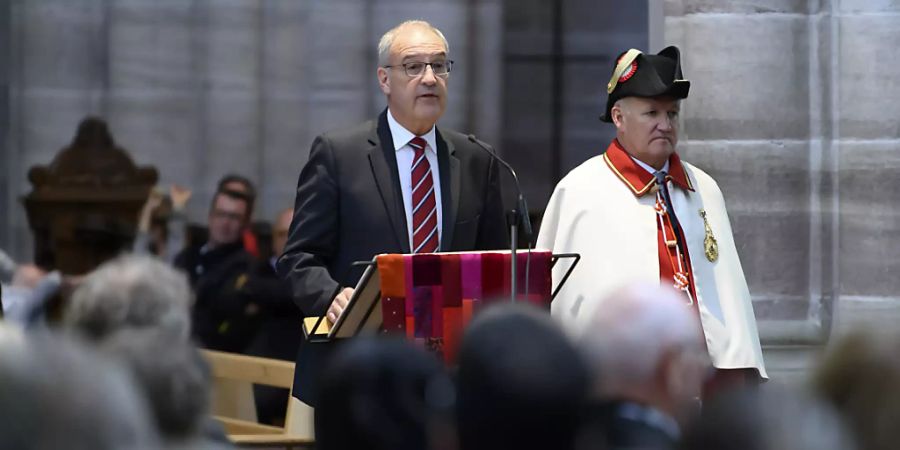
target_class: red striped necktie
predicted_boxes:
[409,136,439,253]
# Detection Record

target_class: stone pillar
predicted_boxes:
[200,0,264,208]
[503,0,650,211]
[9,0,108,260]
[665,0,900,381]
[833,0,900,334]
[5,0,505,253]
[665,0,834,382]
[258,0,313,218]
[105,0,199,199]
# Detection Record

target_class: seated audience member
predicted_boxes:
[456,303,590,450]
[240,207,302,361]
[679,387,854,450]
[0,331,159,449]
[99,328,232,449]
[64,254,192,341]
[237,207,303,424]
[813,331,900,450]
[577,283,709,450]
[216,174,260,257]
[0,248,16,283]
[0,252,63,326]
[315,337,454,450]
[174,188,258,352]
[62,255,231,448]
[133,184,192,263]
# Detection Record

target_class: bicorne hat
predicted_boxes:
[601,46,690,122]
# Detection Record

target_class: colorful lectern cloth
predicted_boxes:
[376,251,553,363]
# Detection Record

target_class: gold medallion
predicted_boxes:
[699,209,718,262]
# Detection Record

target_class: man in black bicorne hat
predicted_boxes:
[537,46,767,400]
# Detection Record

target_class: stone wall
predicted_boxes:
[4,0,899,382]
[665,0,900,382]
[2,0,502,260]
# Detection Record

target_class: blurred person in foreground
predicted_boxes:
[62,254,231,448]
[0,330,159,450]
[679,387,855,450]
[315,337,454,450]
[577,283,709,450]
[100,328,232,450]
[813,330,900,450]
[456,303,590,450]
[63,254,193,341]
[1,248,74,326]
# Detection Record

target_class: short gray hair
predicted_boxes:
[64,254,193,341]
[100,328,211,441]
[377,20,449,66]
[579,283,702,392]
[0,332,159,449]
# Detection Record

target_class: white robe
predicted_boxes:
[537,154,767,377]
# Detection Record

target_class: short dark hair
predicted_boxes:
[315,337,451,450]
[216,174,256,216]
[216,174,256,199]
[456,304,590,450]
[209,188,253,221]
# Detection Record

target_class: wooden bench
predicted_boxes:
[202,350,315,449]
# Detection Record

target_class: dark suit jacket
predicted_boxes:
[174,242,259,353]
[239,259,303,361]
[580,400,679,450]
[277,109,509,405]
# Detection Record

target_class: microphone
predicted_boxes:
[467,134,533,242]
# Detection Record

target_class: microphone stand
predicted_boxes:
[468,135,533,303]
[507,210,519,302]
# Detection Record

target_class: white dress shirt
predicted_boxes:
[632,157,670,177]
[387,109,443,251]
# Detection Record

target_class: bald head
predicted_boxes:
[579,283,707,418]
[377,20,449,66]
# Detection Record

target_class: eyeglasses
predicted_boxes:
[383,60,454,78]
[211,209,246,223]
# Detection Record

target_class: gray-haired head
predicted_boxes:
[0,332,159,449]
[100,328,211,442]
[578,282,707,423]
[377,20,449,66]
[64,254,192,341]
[580,283,703,390]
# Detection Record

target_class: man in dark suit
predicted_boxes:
[278,19,509,406]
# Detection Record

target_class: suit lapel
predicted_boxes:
[368,110,411,253]
[436,128,460,250]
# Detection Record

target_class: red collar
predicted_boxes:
[602,139,693,197]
